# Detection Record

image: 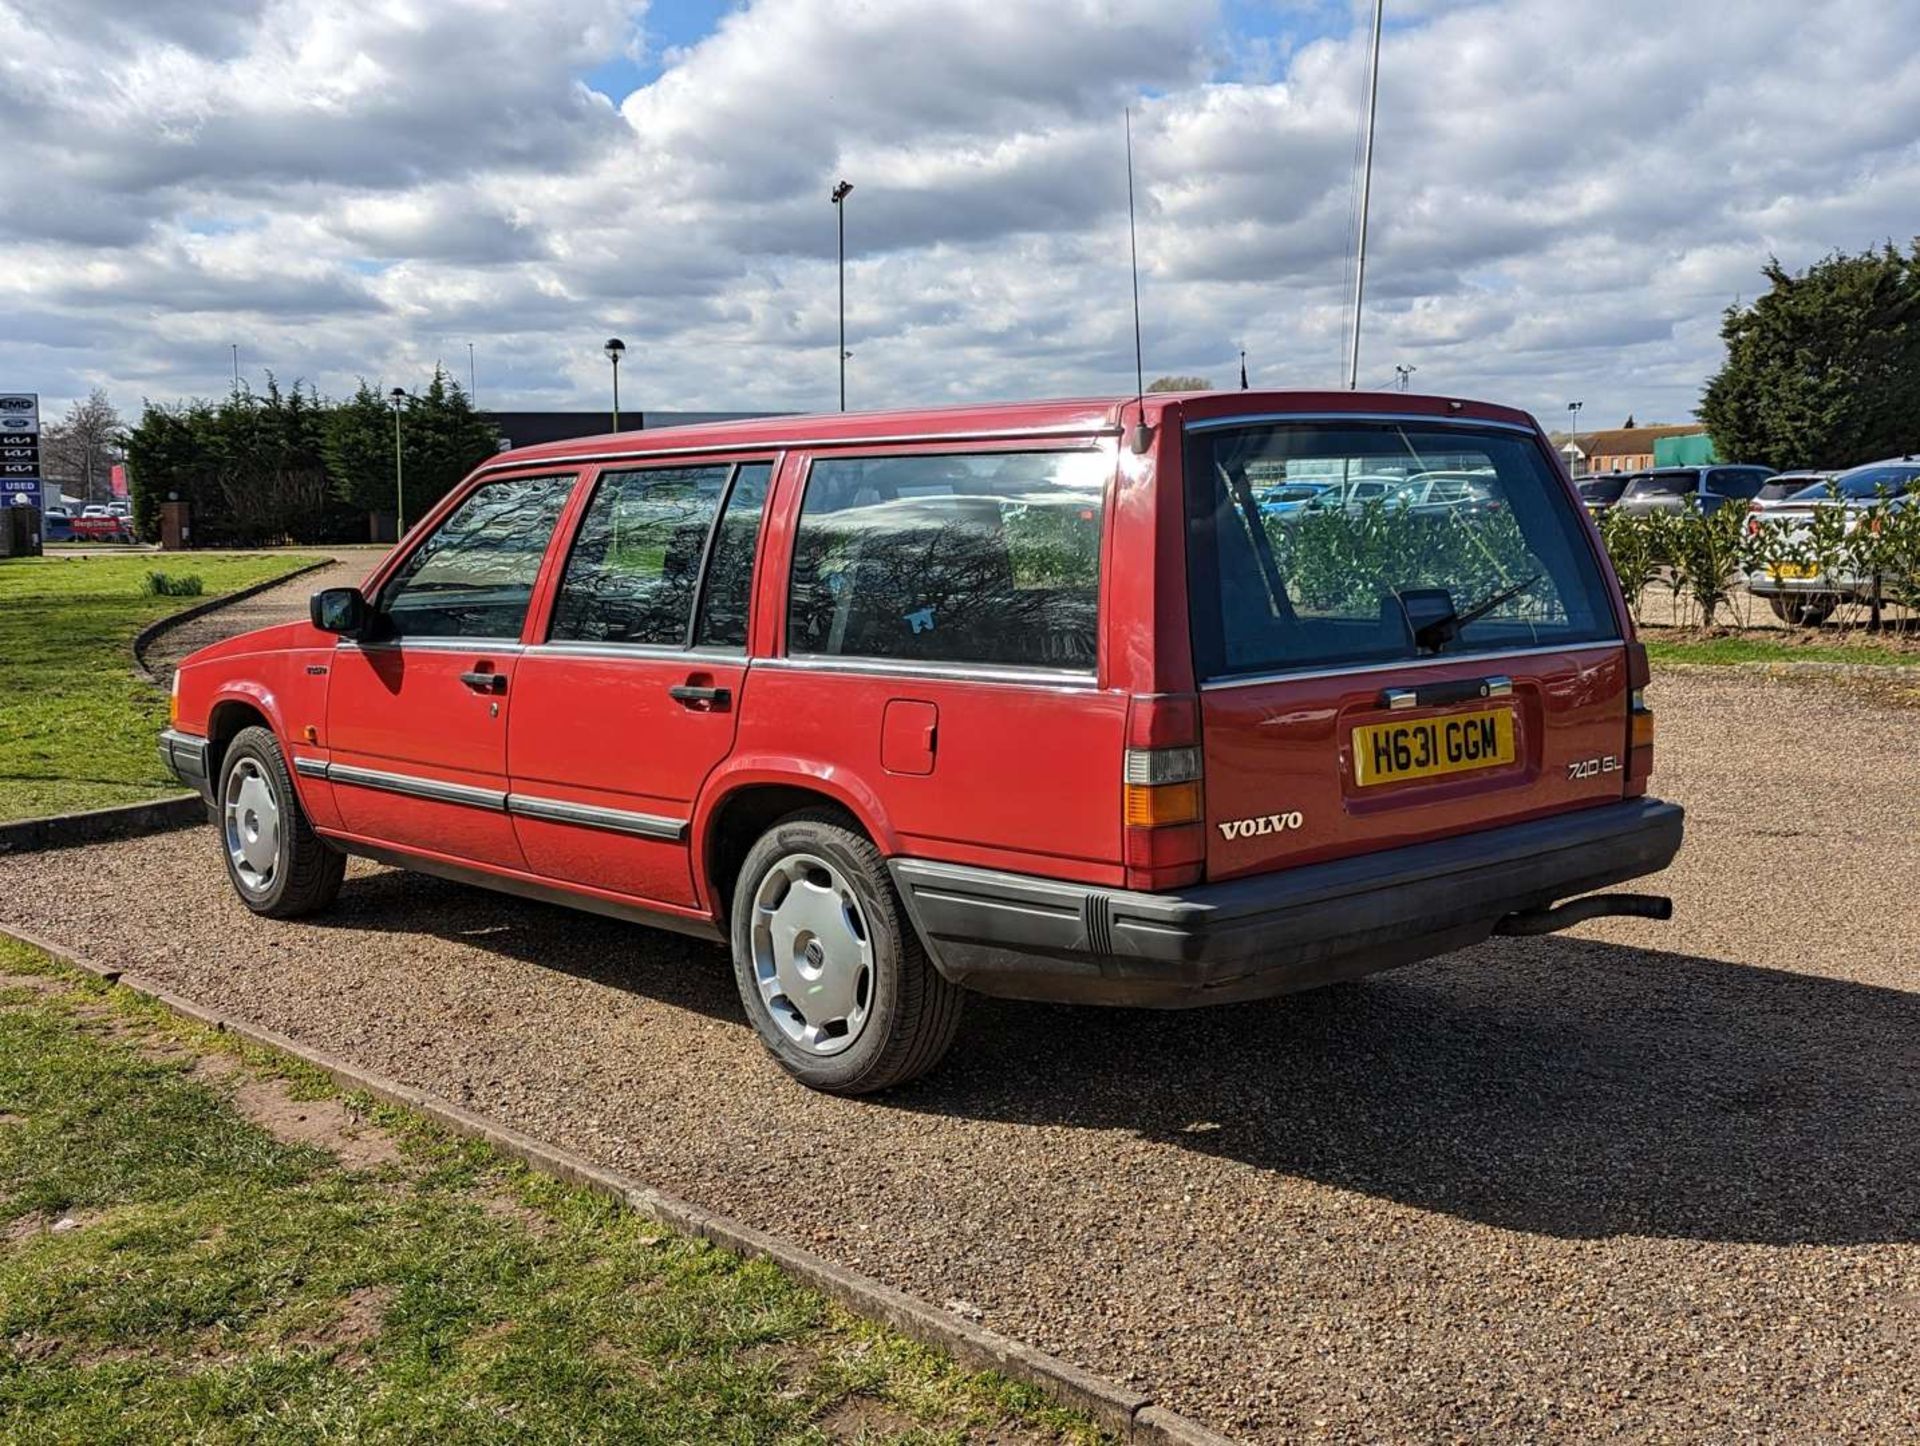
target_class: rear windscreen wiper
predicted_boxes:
[1413,573,1541,652]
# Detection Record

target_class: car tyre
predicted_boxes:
[218,725,344,918]
[730,809,964,1094]
[1767,595,1834,627]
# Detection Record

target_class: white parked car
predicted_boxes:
[1745,459,1920,624]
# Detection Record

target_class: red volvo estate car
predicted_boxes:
[162,391,1682,1092]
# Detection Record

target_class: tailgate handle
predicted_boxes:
[1383,674,1512,710]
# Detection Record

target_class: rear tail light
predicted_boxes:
[1625,642,1653,791]
[169,669,181,727]
[1123,695,1205,890]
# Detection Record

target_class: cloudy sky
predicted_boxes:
[4,0,1918,434]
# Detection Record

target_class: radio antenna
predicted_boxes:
[1125,108,1151,454]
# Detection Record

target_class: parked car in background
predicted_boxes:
[80,504,113,519]
[1576,473,1642,515]
[1388,471,1501,517]
[1613,465,1776,517]
[1753,471,1834,506]
[159,391,1682,1093]
[1257,480,1337,516]
[1746,458,1920,624]
[69,513,134,542]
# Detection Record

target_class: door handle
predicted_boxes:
[460,669,506,694]
[669,683,730,707]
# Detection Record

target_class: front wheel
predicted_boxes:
[730,810,964,1094]
[218,726,345,918]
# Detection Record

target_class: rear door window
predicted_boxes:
[786,449,1108,672]
[1186,422,1616,678]
[550,461,771,648]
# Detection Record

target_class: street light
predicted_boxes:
[603,338,626,431]
[1395,363,1418,393]
[831,180,853,411]
[1566,400,1584,474]
[388,387,407,539]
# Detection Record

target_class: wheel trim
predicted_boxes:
[223,757,281,894]
[749,851,874,1057]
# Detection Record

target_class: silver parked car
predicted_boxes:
[1613,464,1777,517]
[1745,459,1920,624]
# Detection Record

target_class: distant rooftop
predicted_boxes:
[483,410,789,450]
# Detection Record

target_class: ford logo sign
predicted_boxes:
[0,419,31,430]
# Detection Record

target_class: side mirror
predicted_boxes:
[310,586,370,637]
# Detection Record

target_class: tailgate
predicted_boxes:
[1199,645,1630,879]
[1182,415,1631,882]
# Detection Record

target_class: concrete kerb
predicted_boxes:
[0,796,206,855]
[0,922,1242,1446]
[132,554,338,681]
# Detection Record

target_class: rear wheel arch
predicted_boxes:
[698,778,893,923]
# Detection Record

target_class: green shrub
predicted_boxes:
[142,571,205,598]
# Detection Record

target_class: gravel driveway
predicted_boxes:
[4,667,1915,1442]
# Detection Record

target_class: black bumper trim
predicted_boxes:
[158,729,213,806]
[888,798,1684,1008]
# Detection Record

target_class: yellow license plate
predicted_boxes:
[1352,709,1516,787]
[1775,563,1820,579]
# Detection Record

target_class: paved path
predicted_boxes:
[145,550,387,684]
[4,669,1915,1441]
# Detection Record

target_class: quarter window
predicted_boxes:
[786,449,1109,672]
[379,474,575,639]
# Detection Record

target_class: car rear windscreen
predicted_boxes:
[1578,477,1629,504]
[1186,421,1617,678]
[1625,471,1696,497]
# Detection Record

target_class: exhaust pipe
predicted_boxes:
[1493,892,1673,937]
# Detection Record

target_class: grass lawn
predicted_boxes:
[1644,633,1920,668]
[0,553,321,822]
[0,937,1103,1445]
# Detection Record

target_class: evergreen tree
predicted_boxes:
[1700,241,1920,470]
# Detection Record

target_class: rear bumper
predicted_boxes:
[159,729,213,806]
[889,798,1685,1008]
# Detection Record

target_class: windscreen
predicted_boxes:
[1186,421,1617,679]
[1578,477,1629,504]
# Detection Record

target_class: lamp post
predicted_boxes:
[1566,400,1584,474]
[831,180,853,411]
[388,387,407,540]
[467,341,477,404]
[1395,363,1418,392]
[603,338,626,431]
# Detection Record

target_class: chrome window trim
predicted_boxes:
[336,638,527,654]
[527,640,746,664]
[1182,411,1536,435]
[325,763,507,812]
[476,422,1116,477]
[506,793,686,841]
[1198,641,1622,692]
[759,655,1099,689]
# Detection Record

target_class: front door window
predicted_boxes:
[380,475,576,639]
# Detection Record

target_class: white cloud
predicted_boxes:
[3,0,1919,435]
